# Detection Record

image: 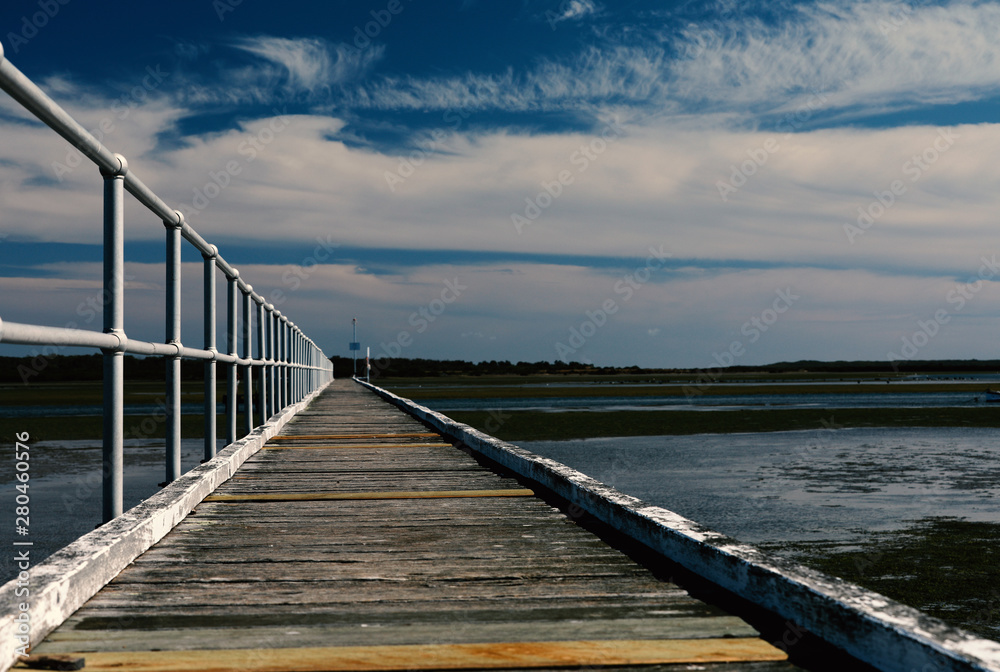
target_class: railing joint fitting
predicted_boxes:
[164,209,184,229]
[103,329,128,353]
[202,244,219,260]
[99,153,129,179]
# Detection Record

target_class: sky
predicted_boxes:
[2,0,1000,368]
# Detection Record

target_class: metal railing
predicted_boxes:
[0,44,334,522]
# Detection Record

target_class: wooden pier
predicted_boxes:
[18,380,796,671]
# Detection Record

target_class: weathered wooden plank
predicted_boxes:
[100,559,655,585]
[37,616,762,652]
[24,638,787,671]
[15,655,84,671]
[261,443,454,450]
[56,598,727,627]
[203,489,535,502]
[268,433,442,441]
[69,578,692,609]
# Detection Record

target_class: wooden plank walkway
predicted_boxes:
[20,380,798,672]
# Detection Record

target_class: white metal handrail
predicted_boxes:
[0,43,334,522]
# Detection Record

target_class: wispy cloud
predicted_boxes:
[346,45,671,112]
[231,36,381,90]
[672,1,1000,115]
[341,1,1000,124]
[547,0,602,25]
[177,36,384,106]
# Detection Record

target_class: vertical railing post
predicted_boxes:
[256,297,267,424]
[280,314,287,410]
[277,314,286,411]
[283,319,291,407]
[226,272,238,446]
[164,211,183,485]
[242,284,253,434]
[302,334,308,398]
[274,313,282,412]
[100,159,125,514]
[266,305,276,419]
[294,328,300,401]
[203,246,218,461]
[100,154,128,523]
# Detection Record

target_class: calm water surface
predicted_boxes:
[519,427,1000,547]
[0,438,212,582]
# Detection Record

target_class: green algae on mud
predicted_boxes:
[385,380,995,400]
[760,517,1000,641]
[444,407,1000,441]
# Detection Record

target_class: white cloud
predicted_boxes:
[548,0,601,25]
[342,1,1000,123]
[231,36,381,90]
[174,36,384,107]
[671,1,1000,115]
[346,44,673,112]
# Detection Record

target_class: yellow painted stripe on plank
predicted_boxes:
[269,432,441,441]
[262,443,452,450]
[23,638,786,671]
[204,489,535,503]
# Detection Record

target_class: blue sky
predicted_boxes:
[2,0,1000,367]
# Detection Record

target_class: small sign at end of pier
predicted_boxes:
[349,342,361,351]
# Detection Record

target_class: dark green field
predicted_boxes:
[438,407,1000,441]
[381,374,1000,441]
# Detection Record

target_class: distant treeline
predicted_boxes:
[1,354,208,384]
[724,359,1000,375]
[3,354,1000,384]
[333,356,1000,379]
[330,356,643,379]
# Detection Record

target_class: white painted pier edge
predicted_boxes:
[358,378,1000,672]
[0,379,333,672]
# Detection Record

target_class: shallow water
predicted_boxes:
[519,427,1000,547]
[0,438,214,582]
[422,390,995,412]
